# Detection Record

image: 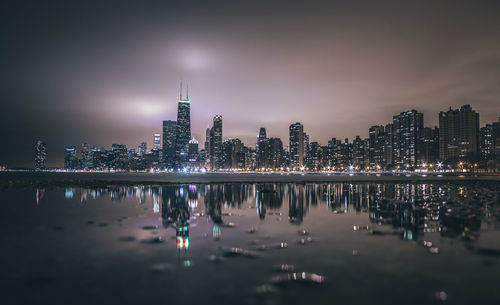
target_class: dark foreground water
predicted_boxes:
[2,182,500,305]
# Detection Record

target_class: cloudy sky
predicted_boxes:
[1,0,499,167]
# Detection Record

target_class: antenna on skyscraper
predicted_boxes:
[180,81,183,100]
[186,84,189,100]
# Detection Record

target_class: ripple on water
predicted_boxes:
[151,263,172,273]
[273,264,295,272]
[271,272,325,285]
[118,236,136,242]
[141,236,166,244]
[221,247,259,258]
[142,225,159,230]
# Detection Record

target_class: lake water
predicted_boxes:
[2,182,500,305]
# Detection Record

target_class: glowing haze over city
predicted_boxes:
[1,0,500,167]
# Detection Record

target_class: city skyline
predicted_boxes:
[2,1,500,167]
[30,101,500,171]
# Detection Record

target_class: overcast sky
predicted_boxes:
[1,0,499,167]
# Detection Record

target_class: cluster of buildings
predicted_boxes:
[33,86,500,172]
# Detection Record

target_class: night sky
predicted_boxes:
[1,0,500,167]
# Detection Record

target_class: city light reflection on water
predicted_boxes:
[7,182,500,305]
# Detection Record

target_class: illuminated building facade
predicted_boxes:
[162,120,177,167]
[439,104,480,162]
[64,146,78,169]
[209,115,223,169]
[289,122,304,168]
[392,110,423,167]
[35,140,46,170]
[175,84,191,167]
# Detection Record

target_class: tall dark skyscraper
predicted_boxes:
[81,142,92,169]
[35,140,46,170]
[289,122,304,168]
[439,104,480,161]
[392,110,423,167]
[210,115,223,169]
[162,120,177,167]
[257,127,267,167]
[204,127,211,167]
[175,83,191,167]
[64,146,78,169]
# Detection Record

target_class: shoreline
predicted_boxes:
[0,171,499,188]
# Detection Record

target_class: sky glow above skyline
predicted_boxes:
[1,0,499,167]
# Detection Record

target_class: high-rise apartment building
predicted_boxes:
[289,122,304,168]
[209,115,223,169]
[439,104,479,161]
[392,110,424,167]
[162,120,177,167]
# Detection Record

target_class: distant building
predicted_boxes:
[266,138,283,169]
[222,138,244,169]
[257,127,267,168]
[138,142,147,157]
[188,137,199,167]
[35,140,46,170]
[209,115,223,169]
[384,123,394,167]
[162,120,177,167]
[392,110,424,168]
[111,144,128,170]
[81,142,92,169]
[418,127,439,164]
[289,122,304,168]
[369,125,386,168]
[352,136,365,170]
[439,105,479,161]
[64,146,78,169]
[175,83,191,167]
[204,127,211,167]
[153,133,161,150]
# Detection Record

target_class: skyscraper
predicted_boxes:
[204,127,211,168]
[162,120,177,167]
[188,137,199,166]
[257,127,267,167]
[266,138,283,169]
[289,122,304,168]
[153,133,161,150]
[35,140,46,170]
[81,142,92,169]
[64,146,78,170]
[418,127,439,164]
[392,110,423,167]
[175,83,191,167]
[209,115,223,169]
[439,104,480,161]
[138,142,147,157]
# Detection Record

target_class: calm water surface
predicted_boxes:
[2,182,500,305]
